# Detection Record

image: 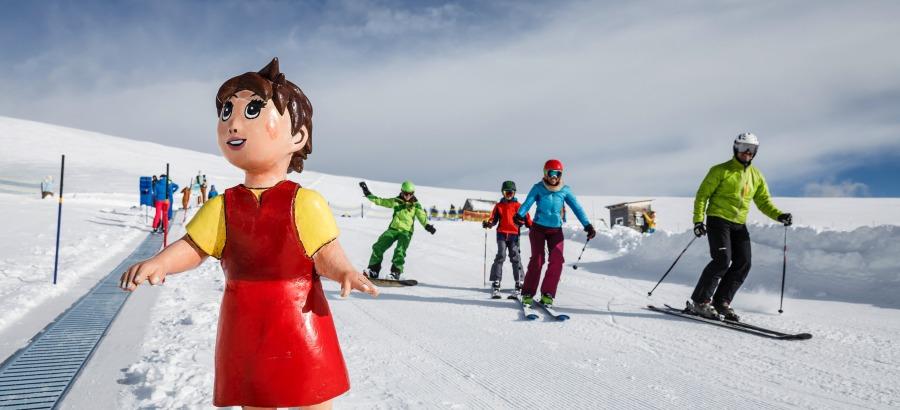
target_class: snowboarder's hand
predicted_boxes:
[359,181,372,197]
[340,271,379,298]
[425,224,436,234]
[693,222,707,237]
[513,214,526,227]
[120,259,167,291]
[777,213,793,226]
[584,224,596,240]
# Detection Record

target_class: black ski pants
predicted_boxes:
[691,216,752,306]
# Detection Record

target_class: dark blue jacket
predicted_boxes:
[153,177,178,202]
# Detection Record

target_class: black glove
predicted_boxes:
[359,181,372,197]
[693,222,707,237]
[584,224,596,240]
[482,220,492,229]
[513,214,526,227]
[777,213,793,226]
[425,224,436,235]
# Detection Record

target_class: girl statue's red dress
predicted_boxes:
[213,181,349,407]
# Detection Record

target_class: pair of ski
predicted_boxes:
[515,296,570,321]
[648,304,812,340]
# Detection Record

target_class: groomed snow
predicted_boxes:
[1,116,899,409]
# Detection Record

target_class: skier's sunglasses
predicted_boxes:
[545,170,562,178]
[735,143,758,155]
[401,191,414,197]
[503,190,515,195]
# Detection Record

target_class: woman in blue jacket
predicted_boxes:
[151,174,178,234]
[514,159,595,307]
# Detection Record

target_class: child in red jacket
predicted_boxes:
[482,181,532,299]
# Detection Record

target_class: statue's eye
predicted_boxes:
[220,101,233,121]
[245,100,266,119]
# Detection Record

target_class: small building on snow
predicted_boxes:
[462,198,496,222]
[605,200,653,231]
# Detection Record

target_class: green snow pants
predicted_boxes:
[368,228,413,273]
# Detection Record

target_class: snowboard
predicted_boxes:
[367,277,418,287]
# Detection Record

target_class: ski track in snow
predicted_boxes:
[115,215,900,409]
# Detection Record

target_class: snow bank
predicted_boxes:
[585,224,900,309]
[0,193,146,332]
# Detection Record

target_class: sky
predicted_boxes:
[2,0,900,197]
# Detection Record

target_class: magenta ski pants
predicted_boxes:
[522,224,565,298]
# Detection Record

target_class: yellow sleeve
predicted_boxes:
[185,194,226,259]
[294,188,339,257]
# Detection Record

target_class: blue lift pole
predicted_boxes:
[52,154,65,285]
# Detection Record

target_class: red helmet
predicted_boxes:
[543,159,563,172]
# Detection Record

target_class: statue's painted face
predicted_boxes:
[217,90,307,176]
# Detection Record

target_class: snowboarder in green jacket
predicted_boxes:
[689,133,793,321]
[360,180,436,279]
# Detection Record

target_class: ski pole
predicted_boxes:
[571,237,592,270]
[647,236,697,296]
[164,163,170,247]
[778,224,788,314]
[483,230,488,287]
[52,154,65,285]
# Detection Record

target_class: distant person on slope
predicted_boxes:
[40,175,54,199]
[180,184,192,223]
[207,185,218,199]
[515,159,596,308]
[200,174,209,204]
[642,210,656,234]
[193,171,204,206]
[360,180,435,280]
[150,175,160,231]
[181,184,192,210]
[483,180,531,299]
[690,132,792,322]
[151,174,177,234]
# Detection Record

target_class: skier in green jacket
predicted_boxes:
[360,180,436,280]
[690,133,793,321]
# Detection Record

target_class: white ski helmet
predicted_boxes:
[733,132,759,156]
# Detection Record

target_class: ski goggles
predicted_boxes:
[545,170,563,178]
[401,191,414,197]
[503,190,515,195]
[734,142,758,155]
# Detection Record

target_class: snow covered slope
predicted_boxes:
[1,116,899,409]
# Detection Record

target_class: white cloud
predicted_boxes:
[2,1,900,195]
[308,1,900,195]
[803,179,871,197]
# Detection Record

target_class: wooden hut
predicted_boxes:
[605,200,653,231]
[462,198,496,222]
